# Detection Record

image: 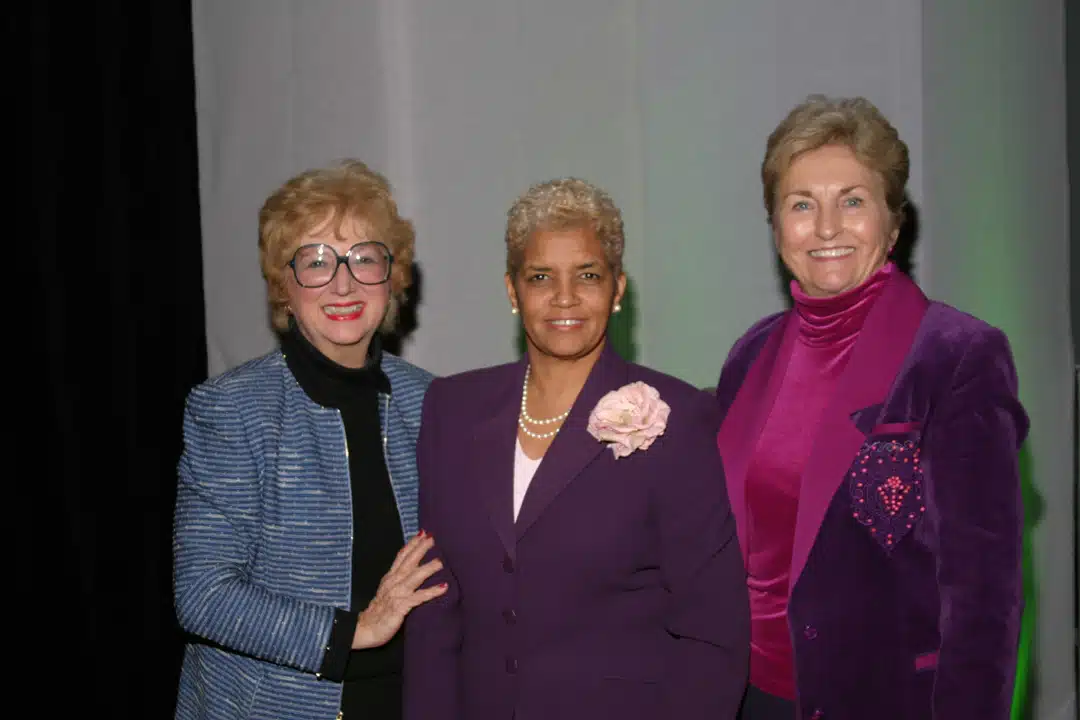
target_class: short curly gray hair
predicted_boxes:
[505,178,625,277]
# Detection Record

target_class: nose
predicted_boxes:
[815,204,839,241]
[552,276,577,307]
[331,259,356,294]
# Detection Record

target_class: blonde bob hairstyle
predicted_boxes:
[762,95,910,229]
[505,177,625,278]
[258,159,415,333]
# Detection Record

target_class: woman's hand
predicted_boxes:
[352,531,448,649]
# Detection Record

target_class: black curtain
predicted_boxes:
[28,2,207,715]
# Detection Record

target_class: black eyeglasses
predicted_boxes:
[287,242,393,288]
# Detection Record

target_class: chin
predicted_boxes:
[320,325,375,347]
[532,334,605,361]
[806,272,858,295]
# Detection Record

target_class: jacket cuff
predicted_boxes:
[317,609,358,682]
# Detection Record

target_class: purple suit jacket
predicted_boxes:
[716,271,1028,720]
[404,344,750,720]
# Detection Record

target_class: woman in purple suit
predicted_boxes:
[717,96,1028,720]
[404,178,750,720]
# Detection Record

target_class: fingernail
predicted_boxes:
[417,529,426,538]
[438,583,448,589]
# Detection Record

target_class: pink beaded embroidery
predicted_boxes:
[849,438,925,552]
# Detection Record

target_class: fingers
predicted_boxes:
[409,581,449,608]
[389,530,434,574]
[402,556,444,590]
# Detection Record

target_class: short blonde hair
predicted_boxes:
[762,95,909,228]
[505,178,625,277]
[258,159,415,332]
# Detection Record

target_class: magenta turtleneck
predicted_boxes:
[745,262,894,700]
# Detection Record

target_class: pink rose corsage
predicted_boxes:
[586,382,670,459]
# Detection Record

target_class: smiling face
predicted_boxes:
[774,144,898,297]
[505,226,626,364]
[285,214,390,367]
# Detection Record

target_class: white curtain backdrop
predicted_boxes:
[192,1,1073,717]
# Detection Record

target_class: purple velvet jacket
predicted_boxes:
[716,270,1028,720]
[404,344,750,720]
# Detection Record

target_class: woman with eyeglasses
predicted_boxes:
[174,159,446,720]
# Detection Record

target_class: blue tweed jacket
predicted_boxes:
[173,348,433,720]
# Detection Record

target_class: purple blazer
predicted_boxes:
[716,270,1028,720]
[404,344,749,720]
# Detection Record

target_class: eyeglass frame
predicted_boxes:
[286,241,395,288]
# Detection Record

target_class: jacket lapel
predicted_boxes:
[514,343,629,539]
[379,359,424,540]
[788,271,929,591]
[717,313,798,564]
[472,360,525,560]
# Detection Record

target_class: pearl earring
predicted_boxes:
[613,303,622,313]
[511,307,519,315]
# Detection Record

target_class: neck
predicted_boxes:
[790,262,894,348]
[296,324,373,369]
[525,339,605,411]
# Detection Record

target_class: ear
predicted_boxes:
[504,273,519,313]
[888,225,900,253]
[614,272,627,308]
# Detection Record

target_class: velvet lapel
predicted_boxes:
[788,271,929,592]
[472,358,527,560]
[716,313,799,564]
[514,343,629,539]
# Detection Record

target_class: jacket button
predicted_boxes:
[803,625,818,640]
[505,657,518,674]
[503,556,514,573]
[503,608,517,624]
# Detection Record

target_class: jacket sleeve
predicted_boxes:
[658,391,750,719]
[403,380,463,720]
[926,327,1028,719]
[173,381,337,673]
[715,313,784,417]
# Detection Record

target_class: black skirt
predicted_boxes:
[339,674,402,720]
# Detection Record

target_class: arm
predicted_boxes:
[403,382,463,720]
[658,392,751,719]
[927,328,1028,719]
[715,313,784,416]
[173,381,336,673]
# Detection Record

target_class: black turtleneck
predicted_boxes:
[280,323,405,719]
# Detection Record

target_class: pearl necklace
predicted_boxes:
[518,365,570,439]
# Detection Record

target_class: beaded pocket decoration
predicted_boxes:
[848,437,925,552]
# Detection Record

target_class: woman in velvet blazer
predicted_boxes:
[404,178,749,720]
[717,96,1028,720]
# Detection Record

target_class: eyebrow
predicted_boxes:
[781,184,864,201]
[525,261,601,271]
[784,185,868,199]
